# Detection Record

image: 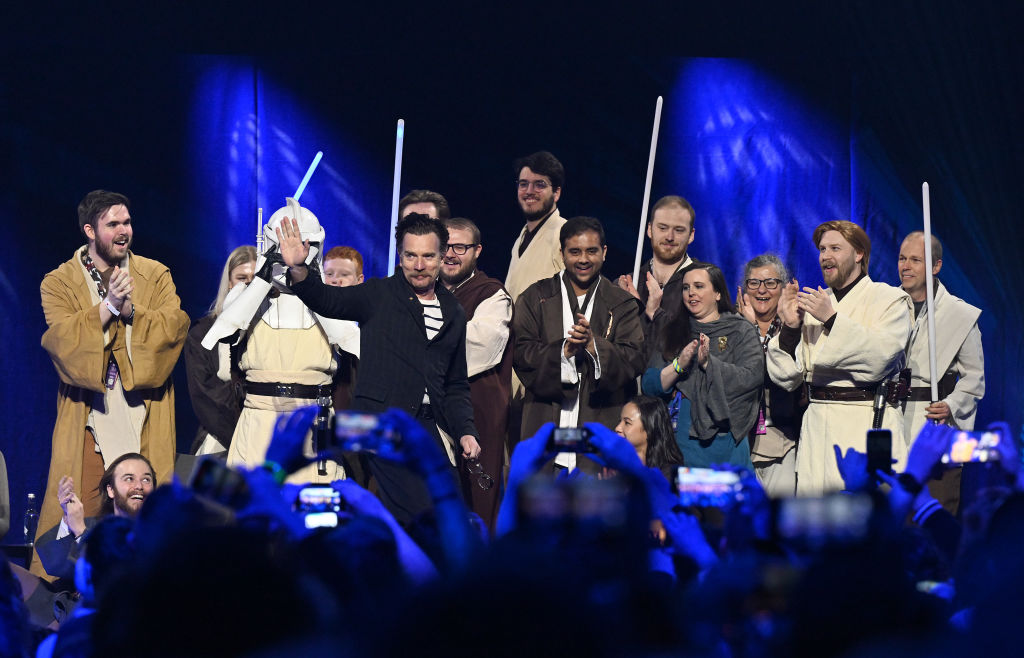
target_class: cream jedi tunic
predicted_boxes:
[505,208,566,303]
[226,319,344,483]
[766,277,912,495]
[902,282,984,444]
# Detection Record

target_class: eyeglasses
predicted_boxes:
[744,278,783,290]
[516,179,551,191]
[465,458,494,490]
[445,243,478,255]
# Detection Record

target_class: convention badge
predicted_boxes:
[105,356,119,390]
[717,336,728,352]
[756,408,767,435]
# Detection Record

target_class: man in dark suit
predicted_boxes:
[280,213,480,524]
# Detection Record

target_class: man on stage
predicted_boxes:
[399,189,451,220]
[766,220,912,495]
[281,213,481,524]
[506,151,568,302]
[37,190,187,571]
[617,195,700,356]
[898,231,984,512]
[513,216,645,473]
[442,217,513,530]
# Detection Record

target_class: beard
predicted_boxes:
[564,265,600,293]
[652,240,686,264]
[112,488,146,518]
[822,258,857,288]
[441,257,476,287]
[520,194,556,222]
[95,234,132,265]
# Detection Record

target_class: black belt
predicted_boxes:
[245,382,331,401]
[809,385,876,402]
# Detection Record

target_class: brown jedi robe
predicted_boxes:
[513,274,645,446]
[34,251,187,576]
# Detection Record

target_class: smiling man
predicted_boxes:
[505,151,568,302]
[35,190,187,576]
[617,195,701,358]
[766,220,912,495]
[512,216,645,473]
[898,232,984,513]
[282,213,480,524]
[441,217,513,529]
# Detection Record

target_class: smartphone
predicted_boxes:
[775,493,873,544]
[547,427,595,453]
[295,486,343,529]
[332,411,400,454]
[941,429,1002,464]
[675,467,743,508]
[866,429,893,477]
[189,456,251,509]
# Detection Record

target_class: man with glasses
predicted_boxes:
[506,151,568,302]
[736,254,803,496]
[442,217,513,530]
[282,213,481,524]
[617,195,701,359]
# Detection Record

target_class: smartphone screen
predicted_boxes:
[548,427,595,452]
[941,430,1002,464]
[675,467,743,507]
[296,486,341,529]
[866,429,892,477]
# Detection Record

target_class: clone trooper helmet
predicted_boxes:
[261,197,325,286]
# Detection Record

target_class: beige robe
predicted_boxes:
[903,282,984,443]
[225,320,344,483]
[35,251,188,576]
[505,208,567,303]
[766,277,912,495]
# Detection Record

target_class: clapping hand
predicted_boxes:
[797,286,835,323]
[777,278,803,328]
[736,287,756,325]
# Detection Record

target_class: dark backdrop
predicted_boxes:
[1,2,1020,541]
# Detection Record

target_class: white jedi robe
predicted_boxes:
[766,277,913,495]
[902,282,984,444]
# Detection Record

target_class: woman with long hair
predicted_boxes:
[641,263,762,468]
[185,246,257,455]
[615,394,686,479]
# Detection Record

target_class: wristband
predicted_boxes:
[261,459,287,485]
[125,304,135,322]
[104,299,121,317]
[671,357,687,375]
[896,472,923,495]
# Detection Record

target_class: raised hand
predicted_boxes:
[677,338,699,371]
[106,266,134,309]
[58,475,86,537]
[697,333,710,370]
[644,272,663,319]
[777,278,803,328]
[275,217,310,268]
[564,314,594,357]
[797,286,835,323]
[736,286,757,325]
[616,274,640,299]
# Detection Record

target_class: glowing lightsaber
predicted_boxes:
[293,151,323,201]
[922,182,939,405]
[387,119,405,276]
[633,96,664,284]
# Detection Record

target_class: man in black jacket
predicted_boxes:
[280,213,480,524]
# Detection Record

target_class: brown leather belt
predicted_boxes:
[808,385,876,402]
[907,387,937,402]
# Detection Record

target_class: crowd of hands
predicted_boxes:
[11,404,1024,656]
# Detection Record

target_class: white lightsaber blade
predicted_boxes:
[387,119,405,276]
[633,96,664,284]
[293,151,323,201]
[922,182,939,404]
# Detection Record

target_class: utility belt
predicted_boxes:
[245,381,333,475]
[807,369,912,429]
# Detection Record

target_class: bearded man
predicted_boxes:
[505,151,568,302]
[441,217,513,530]
[766,220,912,495]
[36,190,187,576]
[35,453,155,582]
